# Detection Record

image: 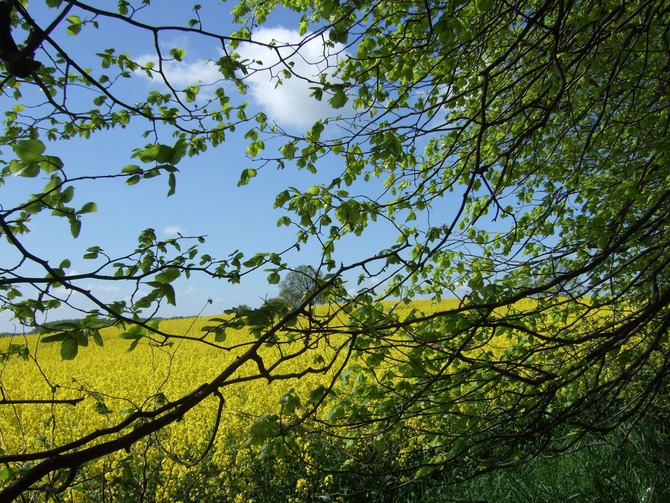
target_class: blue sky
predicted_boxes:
[1,1,409,332]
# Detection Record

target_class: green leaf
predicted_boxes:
[61,186,75,203]
[279,142,297,160]
[60,338,79,360]
[83,246,102,260]
[415,465,434,479]
[70,218,82,238]
[0,467,12,484]
[170,48,186,61]
[137,144,172,164]
[75,330,89,347]
[122,164,143,174]
[92,331,104,347]
[238,168,257,186]
[126,174,141,186]
[120,325,145,340]
[293,13,309,34]
[329,27,348,44]
[14,162,40,178]
[66,15,82,36]
[276,216,291,227]
[327,404,347,420]
[155,267,180,284]
[329,90,348,109]
[79,202,98,214]
[41,332,68,343]
[167,172,176,196]
[168,139,187,164]
[160,283,176,306]
[40,155,64,172]
[14,139,46,163]
[279,389,301,415]
[247,414,280,446]
[274,190,291,208]
[477,0,494,12]
[126,339,140,352]
[93,399,112,415]
[184,86,199,102]
[307,385,328,406]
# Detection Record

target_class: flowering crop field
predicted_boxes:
[0,298,652,502]
[0,305,353,502]
[0,301,439,501]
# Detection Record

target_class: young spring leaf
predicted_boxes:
[60,337,79,360]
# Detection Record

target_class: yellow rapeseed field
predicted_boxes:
[0,302,387,502]
[0,298,647,501]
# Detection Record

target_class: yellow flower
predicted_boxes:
[296,477,309,494]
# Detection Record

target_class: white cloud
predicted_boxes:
[163,226,183,236]
[51,286,68,297]
[181,285,198,297]
[134,28,349,129]
[369,276,384,286]
[134,54,222,94]
[235,27,349,129]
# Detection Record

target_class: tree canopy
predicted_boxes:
[278,265,326,307]
[1,0,669,499]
